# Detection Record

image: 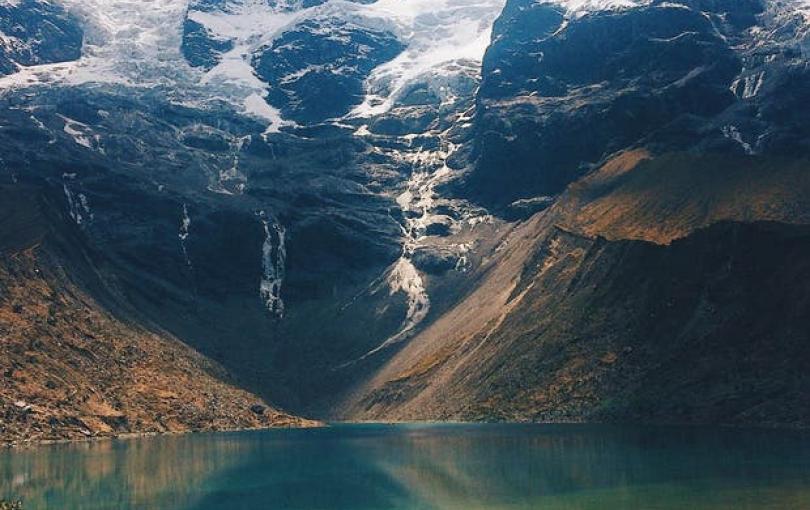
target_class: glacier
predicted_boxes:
[2,0,509,128]
[5,0,807,127]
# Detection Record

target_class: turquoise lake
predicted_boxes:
[2,424,810,509]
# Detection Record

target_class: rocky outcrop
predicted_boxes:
[465,0,810,208]
[0,0,83,76]
[253,19,404,123]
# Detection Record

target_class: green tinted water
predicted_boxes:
[2,424,810,509]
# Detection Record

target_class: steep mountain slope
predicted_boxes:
[0,185,314,445]
[342,150,810,425]
[0,0,505,417]
[337,0,810,425]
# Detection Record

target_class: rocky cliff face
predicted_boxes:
[0,0,82,76]
[0,185,315,445]
[466,0,810,209]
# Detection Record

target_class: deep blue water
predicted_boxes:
[2,424,810,509]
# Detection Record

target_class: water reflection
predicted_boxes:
[2,425,810,509]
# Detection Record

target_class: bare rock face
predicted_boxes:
[466,0,810,208]
[0,0,83,76]
[252,19,405,123]
[0,187,317,446]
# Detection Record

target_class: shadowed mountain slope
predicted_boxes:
[0,185,315,445]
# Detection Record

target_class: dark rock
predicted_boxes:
[252,19,405,123]
[181,19,234,70]
[424,218,453,237]
[411,247,460,275]
[467,0,748,206]
[0,0,83,76]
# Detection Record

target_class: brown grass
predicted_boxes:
[563,151,810,244]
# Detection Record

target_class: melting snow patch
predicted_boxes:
[730,71,765,99]
[59,115,100,151]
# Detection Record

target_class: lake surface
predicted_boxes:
[2,424,810,509]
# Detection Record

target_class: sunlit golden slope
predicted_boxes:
[342,150,810,426]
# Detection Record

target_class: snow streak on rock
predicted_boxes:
[187,0,307,131]
[258,211,286,318]
[353,122,491,362]
[731,71,765,99]
[62,174,92,226]
[179,203,192,268]
[722,125,755,155]
[209,134,250,195]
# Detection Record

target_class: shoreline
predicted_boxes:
[1,419,325,450]
[5,418,809,450]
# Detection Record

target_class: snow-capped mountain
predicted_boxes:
[183,0,507,124]
[0,0,510,414]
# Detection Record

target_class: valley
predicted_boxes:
[1,0,810,444]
